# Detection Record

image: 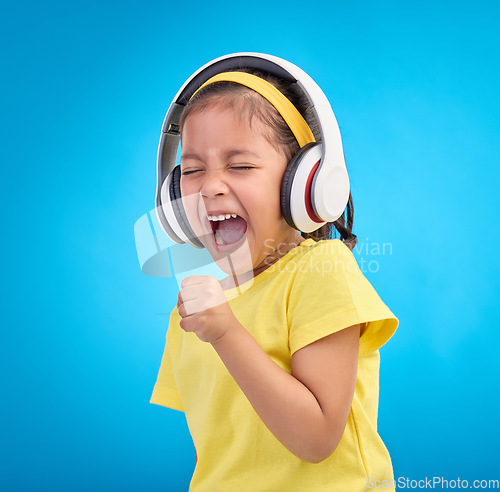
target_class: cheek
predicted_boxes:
[244,189,283,228]
[180,179,199,213]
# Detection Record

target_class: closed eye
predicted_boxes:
[181,169,202,175]
[181,166,254,175]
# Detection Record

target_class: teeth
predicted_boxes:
[208,213,238,221]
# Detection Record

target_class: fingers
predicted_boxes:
[177,275,226,319]
[177,285,210,317]
[178,295,221,317]
[178,276,221,306]
[178,299,198,318]
[178,284,203,304]
[180,275,214,289]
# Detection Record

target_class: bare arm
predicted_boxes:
[177,275,360,463]
[210,320,360,463]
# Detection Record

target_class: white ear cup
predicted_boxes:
[160,172,187,244]
[287,144,328,233]
[160,169,204,248]
[313,165,350,222]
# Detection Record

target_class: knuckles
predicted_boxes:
[179,313,208,335]
[180,275,218,290]
[176,276,231,343]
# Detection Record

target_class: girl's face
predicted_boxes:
[180,105,302,276]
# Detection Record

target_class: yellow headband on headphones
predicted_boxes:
[190,72,316,148]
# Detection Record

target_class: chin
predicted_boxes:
[207,235,256,278]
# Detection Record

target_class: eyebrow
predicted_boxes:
[180,149,261,162]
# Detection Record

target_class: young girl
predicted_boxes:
[150,54,399,491]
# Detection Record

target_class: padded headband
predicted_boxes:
[190,72,316,148]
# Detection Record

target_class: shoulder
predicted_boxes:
[286,239,358,316]
[295,238,355,262]
[287,239,399,356]
[289,239,359,282]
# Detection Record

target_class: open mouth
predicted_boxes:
[207,213,248,251]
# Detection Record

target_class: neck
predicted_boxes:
[220,231,305,290]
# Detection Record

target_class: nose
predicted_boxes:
[200,169,229,198]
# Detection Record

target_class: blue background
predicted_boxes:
[2,0,499,490]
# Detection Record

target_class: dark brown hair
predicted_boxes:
[179,68,357,251]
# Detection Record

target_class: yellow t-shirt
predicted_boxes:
[151,238,399,491]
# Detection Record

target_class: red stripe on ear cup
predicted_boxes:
[305,160,324,223]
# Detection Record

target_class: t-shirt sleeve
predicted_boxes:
[150,310,184,412]
[288,240,399,357]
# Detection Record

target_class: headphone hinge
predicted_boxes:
[166,123,180,135]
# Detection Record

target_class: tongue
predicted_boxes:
[216,216,247,244]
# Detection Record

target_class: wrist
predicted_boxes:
[210,316,243,347]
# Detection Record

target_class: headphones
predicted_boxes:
[155,52,350,249]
